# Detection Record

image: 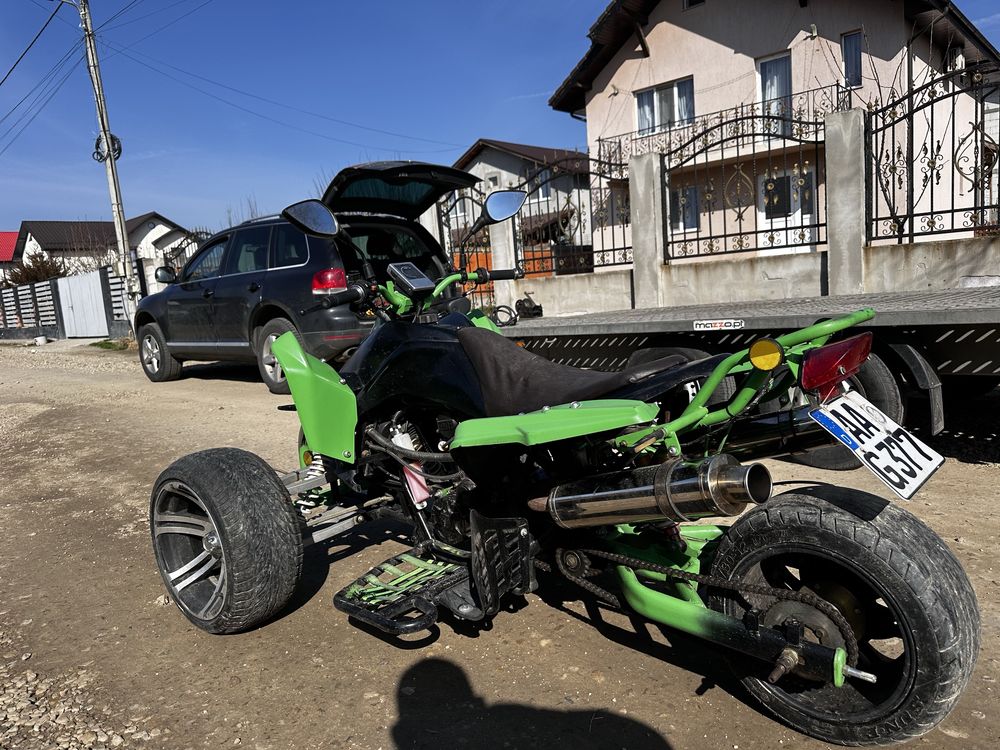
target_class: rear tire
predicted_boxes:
[256,318,299,394]
[138,322,182,382]
[708,487,979,745]
[792,353,901,471]
[150,448,304,634]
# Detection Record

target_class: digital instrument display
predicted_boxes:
[387,262,437,296]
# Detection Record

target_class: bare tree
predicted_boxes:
[2,251,68,287]
[224,194,265,228]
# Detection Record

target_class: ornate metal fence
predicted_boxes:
[436,183,495,309]
[866,63,1000,243]
[598,85,848,260]
[512,156,632,277]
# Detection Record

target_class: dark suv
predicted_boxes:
[135,162,478,392]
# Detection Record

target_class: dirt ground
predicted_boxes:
[0,340,998,750]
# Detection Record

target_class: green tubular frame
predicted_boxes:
[608,525,848,687]
[654,309,875,438]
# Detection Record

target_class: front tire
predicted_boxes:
[138,322,182,382]
[708,487,979,745]
[150,448,304,634]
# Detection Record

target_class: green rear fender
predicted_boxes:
[271,332,357,464]
[451,400,659,449]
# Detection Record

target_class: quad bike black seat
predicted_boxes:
[457,327,687,417]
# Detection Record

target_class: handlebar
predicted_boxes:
[301,268,527,316]
[477,267,524,282]
[300,284,368,315]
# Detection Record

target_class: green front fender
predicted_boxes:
[271,332,357,464]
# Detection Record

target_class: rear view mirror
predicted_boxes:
[282,199,339,237]
[155,266,177,284]
[483,190,527,224]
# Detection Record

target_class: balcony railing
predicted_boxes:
[597,83,853,168]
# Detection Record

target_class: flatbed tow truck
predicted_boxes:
[504,287,1000,440]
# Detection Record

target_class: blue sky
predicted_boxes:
[1,0,999,231]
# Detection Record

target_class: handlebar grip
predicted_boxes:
[301,284,367,314]
[481,268,524,282]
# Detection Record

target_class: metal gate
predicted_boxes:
[513,156,632,276]
[866,62,1000,243]
[436,184,494,310]
[58,270,108,337]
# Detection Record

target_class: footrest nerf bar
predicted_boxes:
[333,549,469,635]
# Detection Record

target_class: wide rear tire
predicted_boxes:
[150,448,304,634]
[708,487,979,745]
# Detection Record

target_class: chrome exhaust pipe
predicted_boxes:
[541,454,771,529]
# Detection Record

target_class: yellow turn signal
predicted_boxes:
[748,337,785,371]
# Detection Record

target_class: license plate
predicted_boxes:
[809,391,944,500]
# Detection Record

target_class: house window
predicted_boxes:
[450,191,469,223]
[669,186,699,232]
[758,170,815,222]
[842,31,863,88]
[527,168,553,202]
[636,78,695,135]
[759,52,792,136]
[947,46,965,71]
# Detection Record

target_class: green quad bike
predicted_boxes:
[150,191,979,746]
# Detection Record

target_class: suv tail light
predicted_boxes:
[801,332,873,401]
[312,268,347,295]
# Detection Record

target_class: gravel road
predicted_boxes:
[0,341,997,750]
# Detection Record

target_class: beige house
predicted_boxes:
[550,0,1000,260]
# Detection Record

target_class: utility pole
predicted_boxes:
[58,0,137,331]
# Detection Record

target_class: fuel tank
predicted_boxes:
[340,317,486,419]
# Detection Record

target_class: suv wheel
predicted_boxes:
[256,318,299,394]
[138,323,182,382]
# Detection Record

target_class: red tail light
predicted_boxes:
[312,268,347,295]
[801,332,873,400]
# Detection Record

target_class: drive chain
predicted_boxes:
[574,548,859,667]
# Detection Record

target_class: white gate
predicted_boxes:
[58,271,109,338]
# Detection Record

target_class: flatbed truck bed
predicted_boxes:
[503,287,1000,432]
[505,287,1000,379]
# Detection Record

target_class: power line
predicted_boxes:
[0,57,82,158]
[0,38,83,127]
[114,0,216,48]
[0,3,62,90]
[102,0,198,31]
[100,39,458,154]
[97,0,149,31]
[101,43,463,149]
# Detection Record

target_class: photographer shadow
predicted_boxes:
[391,657,673,750]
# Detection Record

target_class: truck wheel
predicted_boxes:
[792,353,901,471]
[708,487,979,746]
[150,448,304,634]
[626,346,736,406]
[256,318,299,395]
[138,323,182,382]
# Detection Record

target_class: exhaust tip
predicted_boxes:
[745,463,772,504]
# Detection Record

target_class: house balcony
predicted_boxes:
[596,83,855,170]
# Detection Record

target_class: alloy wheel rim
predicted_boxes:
[152,480,228,621]
[261,334,285,384]
[142,334,161,373]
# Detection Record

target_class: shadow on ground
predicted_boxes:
[179,362,265,385]
[390,658,674,750]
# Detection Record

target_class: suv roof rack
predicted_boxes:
[237,214,281,226]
